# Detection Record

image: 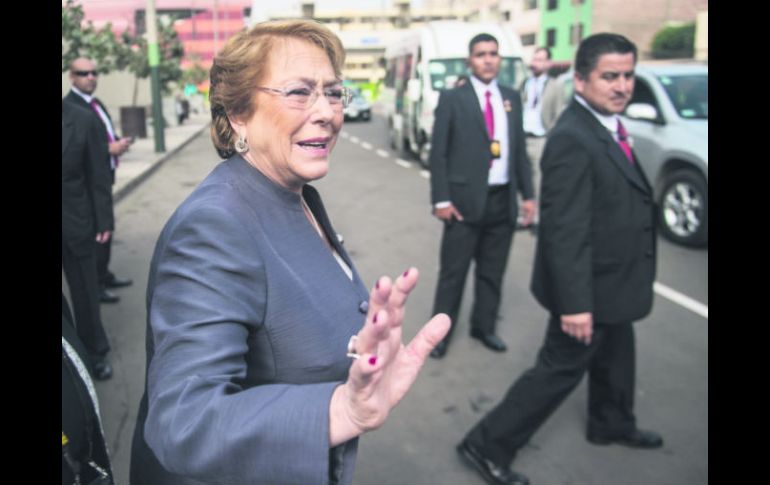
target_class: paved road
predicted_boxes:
[82,113,707,485]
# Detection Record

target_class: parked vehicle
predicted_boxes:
[343,90,372,121]
[380,21,527,166]
[622,63,708,247]
[552,63,708,247]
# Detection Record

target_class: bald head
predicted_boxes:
[69,57,99,94]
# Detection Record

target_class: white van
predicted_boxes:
[381,21,527,165]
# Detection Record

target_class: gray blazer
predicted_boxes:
[130,155,370,485]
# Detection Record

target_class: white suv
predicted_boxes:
[622,63,708,247]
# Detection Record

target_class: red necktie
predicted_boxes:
[484,91,495,168]
[90,99,119,168]
[616,119,633,164]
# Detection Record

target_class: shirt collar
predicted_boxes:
[470,75,499,98]
[71,86,94,104]
[574,94,620,135]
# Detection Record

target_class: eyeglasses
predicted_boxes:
[255,84,353,110]
[73,70,99,77]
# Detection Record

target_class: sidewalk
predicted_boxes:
[113,112,211,203]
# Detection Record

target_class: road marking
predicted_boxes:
[361,142,373,150]
[376,149,389,158]
[420,170,430,179]
[340,132,349,139]
[350,136,360,144]
[396,158,413,168]
[653,282,708,319]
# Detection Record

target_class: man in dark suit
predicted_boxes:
[64,57,133,304]
[456,33,662,485]
[428,33,535,359]
[62,100,115,380]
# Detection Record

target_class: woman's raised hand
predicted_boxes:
[329,268,450,446]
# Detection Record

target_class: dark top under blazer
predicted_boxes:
[531,100,657,323]
[130,156,370,485]
[429,82,534,224]
[62,101,113,257]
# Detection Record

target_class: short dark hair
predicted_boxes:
[574,33,637,79]
[469,33,498,54]
[535,47,552,59]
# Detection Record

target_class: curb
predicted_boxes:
[113,122,211,204]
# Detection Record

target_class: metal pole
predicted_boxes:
[147,0,166,152]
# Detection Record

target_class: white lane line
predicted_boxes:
[350,136,360,144]
[653,282,708,319]
[340,132,349,138]
[376,149,389,158]
[361,142,373,150]
[396,158,413,168]
[420,170,430,179]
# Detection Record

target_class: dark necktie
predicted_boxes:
[484,91,495,168]
[616,119,633,164]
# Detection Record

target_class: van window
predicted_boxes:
[428,57,526,91]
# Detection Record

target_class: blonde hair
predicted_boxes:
[209,19,346,159]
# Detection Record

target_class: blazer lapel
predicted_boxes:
[460,83,490,141]
[573,102,650,195]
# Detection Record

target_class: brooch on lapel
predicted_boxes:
[503,99,512,112]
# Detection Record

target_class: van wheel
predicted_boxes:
[658,169,708,247]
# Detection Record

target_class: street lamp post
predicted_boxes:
[147,0,166,152]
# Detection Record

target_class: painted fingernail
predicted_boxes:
[373,313,378,324]
[369,356,377,366]
[403,269,410,277]
[376,280,380,290]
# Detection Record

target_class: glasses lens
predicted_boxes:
[75,70,98,77]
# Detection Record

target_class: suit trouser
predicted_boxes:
[62,240,111,356]
[431,185,515,340]
[465,315,637,467]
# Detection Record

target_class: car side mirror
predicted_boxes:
[625,103,662,123]
[407,79,421,103]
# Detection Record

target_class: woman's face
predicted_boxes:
[233,38,344,193]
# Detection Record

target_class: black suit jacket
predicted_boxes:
[62,100,113,256]
[429,82,534,224]
[530,99,657,323]
[64,90,117,176]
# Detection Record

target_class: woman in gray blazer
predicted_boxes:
[129,19,450,485]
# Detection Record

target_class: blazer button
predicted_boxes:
[358,301,369,314]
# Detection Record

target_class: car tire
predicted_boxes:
[657,169,708,247]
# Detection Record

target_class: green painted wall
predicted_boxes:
[539,0,593,63]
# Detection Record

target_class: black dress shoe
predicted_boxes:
[430,339,448,359]
[105,276,133,289]
[99,288,120,304]
[457,440,529,485]
[91,357,113,381]
[470,330,507,352]
[587,428,663,449]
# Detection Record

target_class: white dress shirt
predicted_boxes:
[523,74,548,136]
[574,94,625,143]
[469,75,510,187]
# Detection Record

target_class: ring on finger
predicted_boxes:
[346,335,361,360]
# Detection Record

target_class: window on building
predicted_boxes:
[503,11,511,21]
[524,0,538,9]
[570,23,584,45]
[521,33,537,46]
[571,0,585,4]
[547,0,558,10]
[546,28,557,48]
